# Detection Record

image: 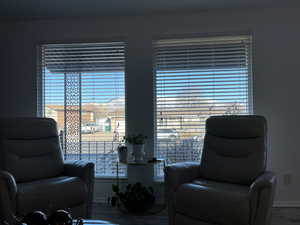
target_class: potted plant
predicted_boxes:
[123,134,147,162]
[117,145,128,163]
[112,182,155,213]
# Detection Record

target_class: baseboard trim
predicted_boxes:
[273,201,300,207]
[94,198,300,207]
[94,200,300,209]
[94,196,107,204]
[94,199,300,207]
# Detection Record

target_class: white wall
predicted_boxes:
[1,7,300,206]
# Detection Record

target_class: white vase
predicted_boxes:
[130,144,145,163]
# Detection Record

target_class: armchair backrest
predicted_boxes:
[0,118,64,183]
[199,115,267,185]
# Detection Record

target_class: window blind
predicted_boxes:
[154,36,252,178]
[40,42,126,177]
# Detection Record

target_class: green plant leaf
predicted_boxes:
[112,184,119,193]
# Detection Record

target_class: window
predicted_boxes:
[38,42,126,177]
[154,36,252,177]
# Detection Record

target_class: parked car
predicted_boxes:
[192,135,204,142]
[81,123,100,134]
[157,128,179,141]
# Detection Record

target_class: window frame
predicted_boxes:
[153,34,254,180]
[36,39,128,178]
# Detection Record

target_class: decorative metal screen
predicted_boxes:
[40,42,126,177]
[64,72,81,159]
[154,36,252,178]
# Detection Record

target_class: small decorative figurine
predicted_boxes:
[47,210,72,225]
[21,211,48,225]
[74,218,83,225]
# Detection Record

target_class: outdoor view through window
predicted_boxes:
[40,42,126,177]
[154,36,252,177]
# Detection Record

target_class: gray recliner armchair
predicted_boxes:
[0,118,94,222]
[165,115,276,225]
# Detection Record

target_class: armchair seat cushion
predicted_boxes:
[17,176,87,215]
[175,178,252,225]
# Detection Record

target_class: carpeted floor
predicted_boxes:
[92,203,300,225]
[92,203,167,225]
[272,208,300,225]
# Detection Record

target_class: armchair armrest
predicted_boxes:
[0,170,18,223]
[250,171,276,194]
[164,162,201,192]
[0,170,17,202]
[63,160,94,184]
[164,162,200,225]
[249,171,276,225]
[63,160,95,218]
